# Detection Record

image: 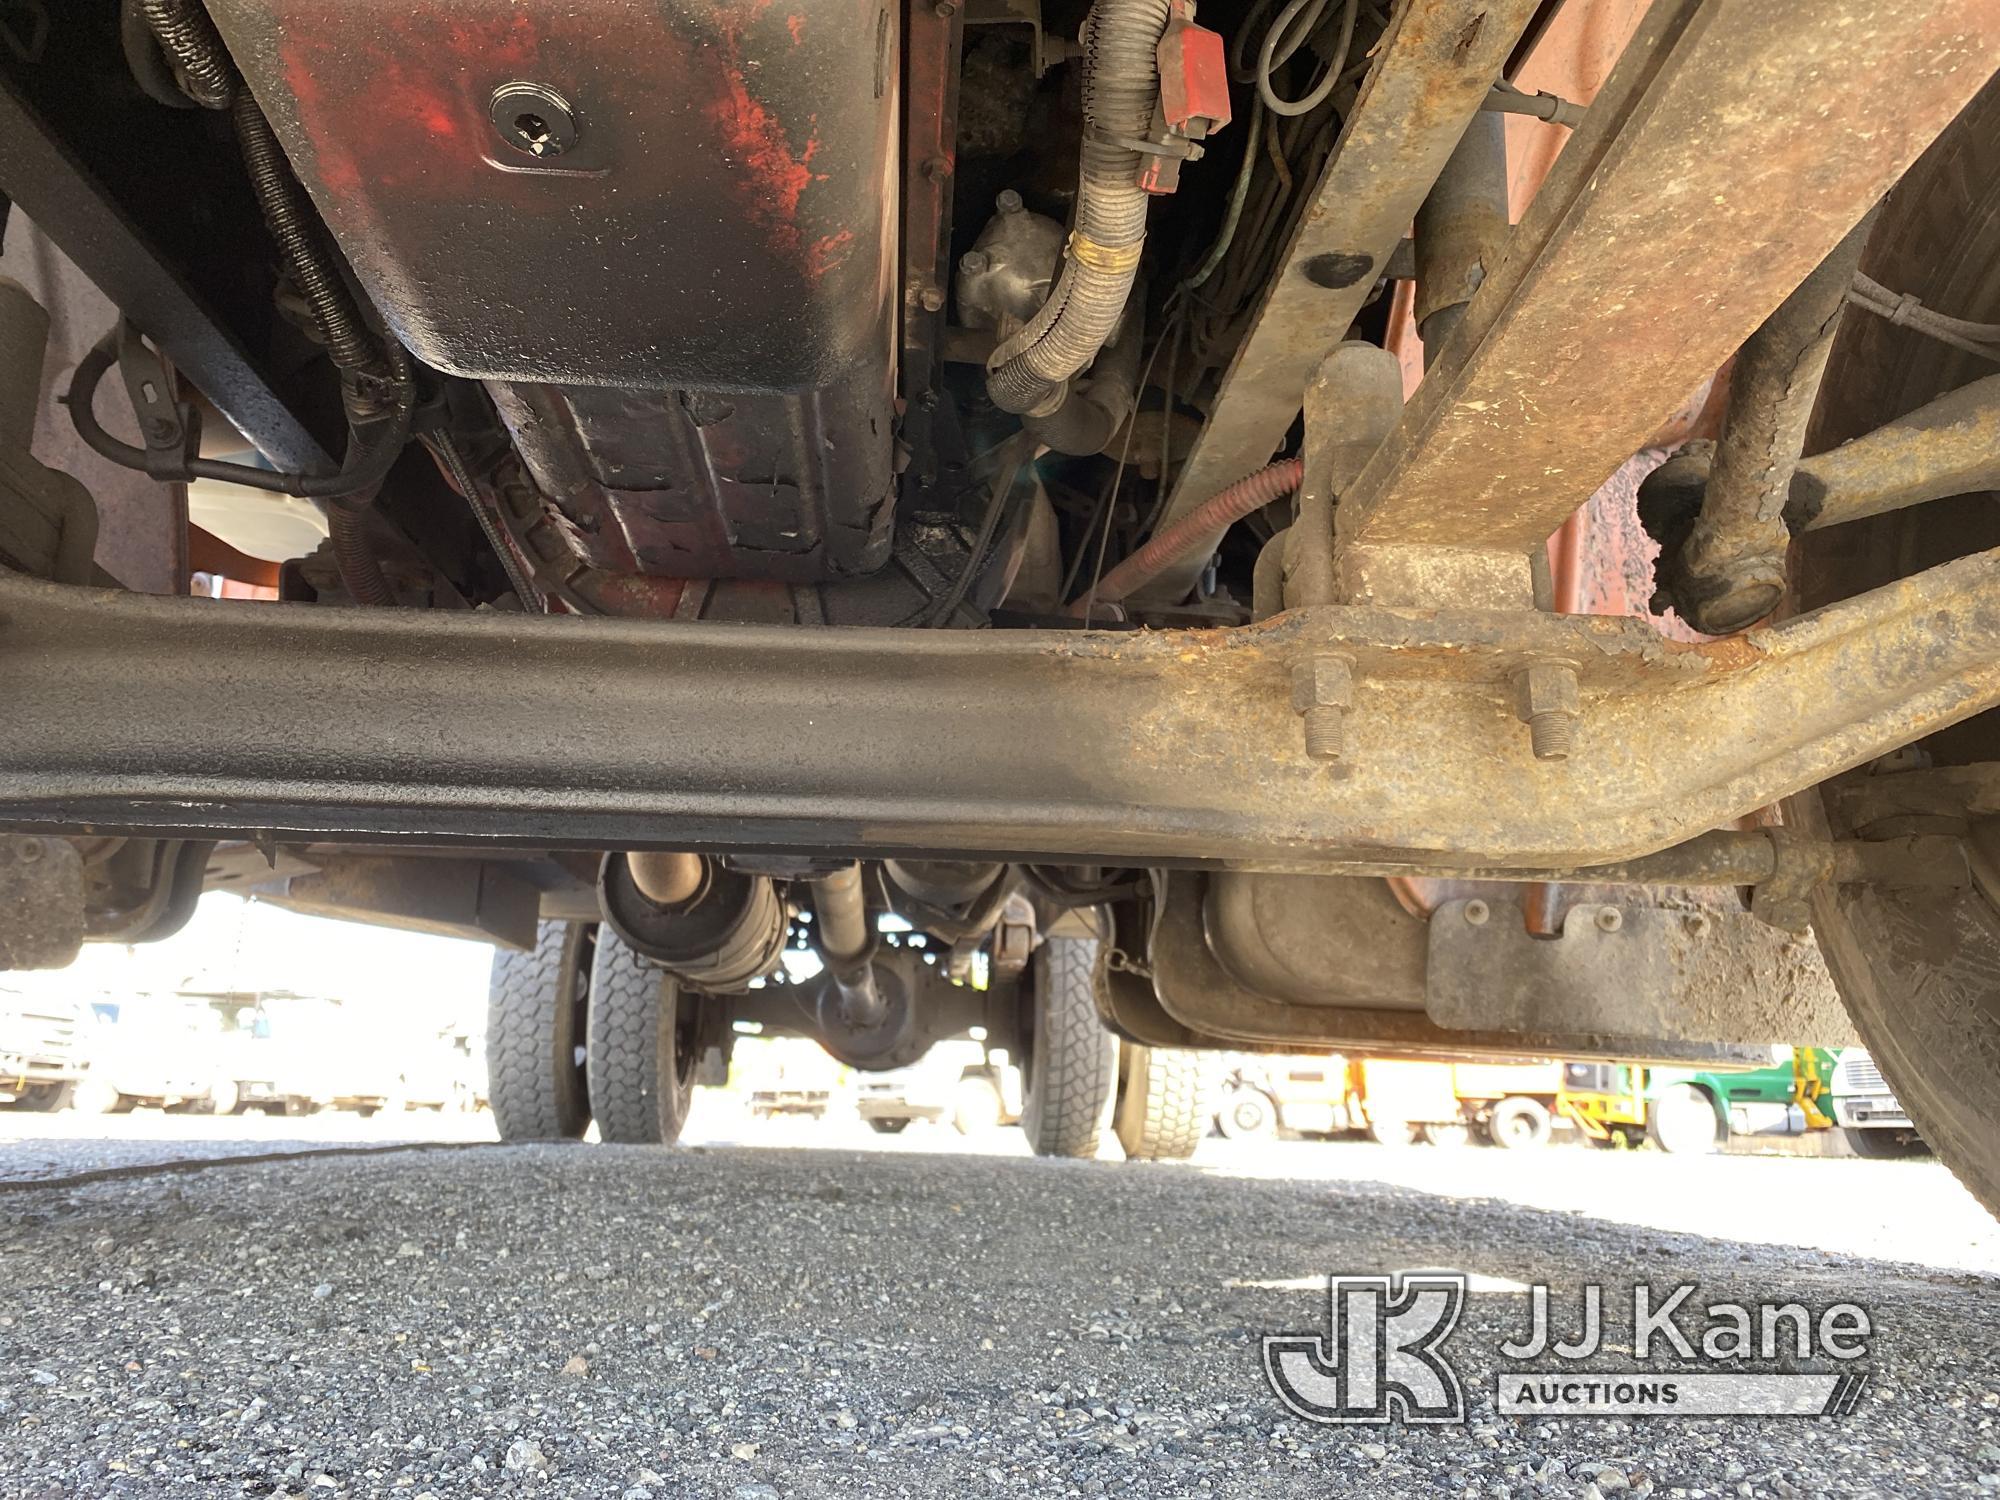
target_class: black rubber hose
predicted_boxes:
[137,0,235,109]
[232,92,384,381]
[327,502,397,607]
[141,0,383,385]
[121,0,198,109]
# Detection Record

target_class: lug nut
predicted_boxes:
[1515,661,1580,762]
[1290,652,1354,763]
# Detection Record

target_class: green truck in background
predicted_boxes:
[1563,1048,1927,1158]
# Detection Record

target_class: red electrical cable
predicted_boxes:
[1069,457,1304,615]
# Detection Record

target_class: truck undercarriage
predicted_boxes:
[3,0,1999,1206]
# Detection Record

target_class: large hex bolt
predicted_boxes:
[1515,661,1580,762]
[1291,653,1354,762]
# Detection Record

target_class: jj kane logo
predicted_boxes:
[1264,1275,1872,1425]
[1263,1275,1468,1424]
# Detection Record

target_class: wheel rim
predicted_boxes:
[1656,1087,1717,1152]
[1227,1097,1269,1135]
[670,985,700,1092]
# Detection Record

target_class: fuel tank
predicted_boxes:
[208,0,901,582]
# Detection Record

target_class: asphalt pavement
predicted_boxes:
[0,1113,1994,1498]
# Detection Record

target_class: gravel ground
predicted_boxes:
[0,1137,1995,1499]
[0,1111,495,1185]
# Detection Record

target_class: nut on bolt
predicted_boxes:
[1515,660,1580,762]
[1290,652,1354,762]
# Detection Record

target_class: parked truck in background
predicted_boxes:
[72,1000,235,1114]
[1828,1048,1929,1159]
[0,987,85,1111]
[1639,1048,1838,1155]
[1556,1049,1931,1157]
[1213,1056,1568,1149]
[853,1039,1021,1136]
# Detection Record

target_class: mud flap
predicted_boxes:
[0,834,83,970]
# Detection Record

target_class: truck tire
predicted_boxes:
[1367,1117,1418,1146]
[868,1117,910,1135]
[1216,1085,1277,1140]
[1646,1083,1721,1155]
[1019,936,1117,1159]
[10,1081,72,1112]
[1843,1127,1928,1160]
[1789,78,2000,1217]
[585,930,697,1146]
[953,1072,1006,1134]
[1114,1045,1207,1161]
[73,1077,130,1114]
[1486,1095,1552,1150]
[487,920,593,1141]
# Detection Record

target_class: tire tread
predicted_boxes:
[487,921,589,1141]
[1022,937,1117,1158]
[1115,1045,1207,1161]
[587,932,693,1146]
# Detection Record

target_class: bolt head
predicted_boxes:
[959,249,989,275]
[918,286,946,313]
[1463,899,1490,927]
[489,82,580,160]
[995,188,1024,215]
[17,838,42,864]
[1289,653,1354,714]
[1594,906,1623,933]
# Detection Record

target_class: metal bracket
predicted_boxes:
[113,322,199,481]
[1425,897,1854,1047]
[0,833,83,970]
